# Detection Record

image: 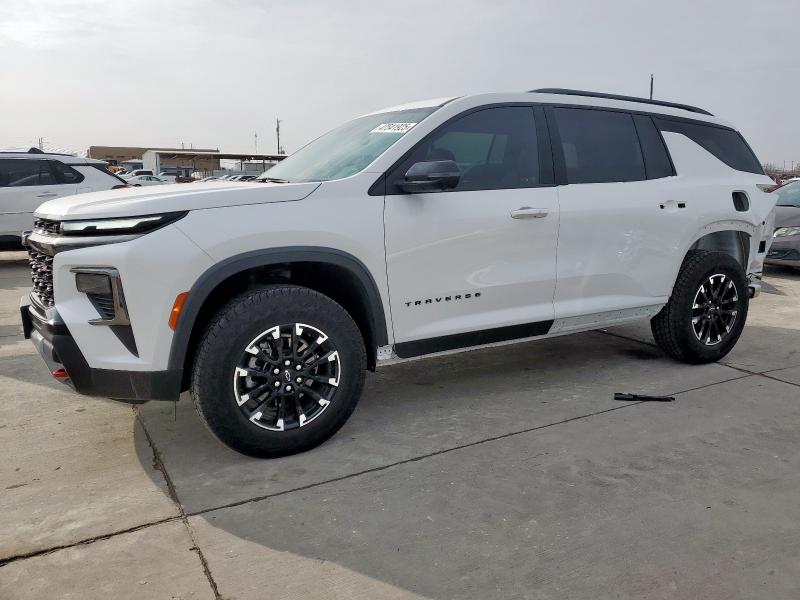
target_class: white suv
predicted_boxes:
[21,89,777,457]
[0,149,127,244]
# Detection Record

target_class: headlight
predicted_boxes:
[60,212,187,236]
[774,226,800,238]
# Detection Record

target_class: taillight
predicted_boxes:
[112,184,130,189]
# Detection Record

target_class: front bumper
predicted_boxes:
[21,295,181,403]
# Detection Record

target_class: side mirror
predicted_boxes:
[399,160,460,193]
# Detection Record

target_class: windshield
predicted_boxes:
[257,107,437,183]
[776,181,800,207]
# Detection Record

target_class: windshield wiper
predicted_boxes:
[258,177,289,183]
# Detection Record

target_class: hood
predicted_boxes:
[774,205,800,228]
[35,181,321,220]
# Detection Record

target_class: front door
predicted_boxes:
[383,106,560,356]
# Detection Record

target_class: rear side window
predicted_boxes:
[395,106,541,192]
[632,114,674,179]
[552,108,645,184]
[653,118,763,174]
[49,160,85,184]
[0,159,56,187]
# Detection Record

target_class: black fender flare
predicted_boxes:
[167,247,389,375]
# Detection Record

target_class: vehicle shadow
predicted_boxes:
[0,251,30,293]
[131,319,800,599]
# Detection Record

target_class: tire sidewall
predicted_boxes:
[671,254,749,362]
[192,286,366,456]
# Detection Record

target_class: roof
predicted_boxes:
[366,89,725,126]
[142,150,286,161]
[529,88,713,116]
[88,145,220,154]
[364,97,459,116]
[0,149,105,164]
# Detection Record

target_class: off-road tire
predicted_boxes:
[190,285,366,457]
[651,250,749,364]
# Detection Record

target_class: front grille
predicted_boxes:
[33,218,61,235]
[28,249,55,307]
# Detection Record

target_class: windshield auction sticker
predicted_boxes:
[370,123,417,134]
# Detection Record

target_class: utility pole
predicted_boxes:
[276,118,282,155]
[649,74,654,100]
[254,131,258,154]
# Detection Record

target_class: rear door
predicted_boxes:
[384,105,560,355]
[0,158,79,236]
[546,106,688,322]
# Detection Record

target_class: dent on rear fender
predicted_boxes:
[687,220,767,276]
[689,219,760,244]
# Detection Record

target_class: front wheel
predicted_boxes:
[191,285,366,457]
[651,250,749,364]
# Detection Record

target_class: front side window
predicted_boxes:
[399,106,540,192]
[553,108,645,184]
[0,159,55,187]
[259,107,437,183]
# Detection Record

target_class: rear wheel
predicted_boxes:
[651,250,748,364]
[191,285,366,457]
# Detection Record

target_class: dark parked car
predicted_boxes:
[766,180,800,269]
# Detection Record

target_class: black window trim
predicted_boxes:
[0,156,84,188]
[546,104,677,185]
[374,102,557,196]
[369,101,757,194]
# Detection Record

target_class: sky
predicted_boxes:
[0,0,797,166]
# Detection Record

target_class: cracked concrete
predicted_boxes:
[1,249,799,599]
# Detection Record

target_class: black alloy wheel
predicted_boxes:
[233,323,341,431]
[690,273,739,346]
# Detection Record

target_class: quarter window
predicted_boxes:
[553,108,646,184]
[653,117,763,175]
[400,106,540,192]
[50,160,85,184]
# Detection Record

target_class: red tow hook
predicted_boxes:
[51,368,69,380]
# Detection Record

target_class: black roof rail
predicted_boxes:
[529,88,714,116]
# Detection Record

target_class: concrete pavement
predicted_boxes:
[1,249,799,599]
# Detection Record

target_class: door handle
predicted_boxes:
[36,192,58,198]
[510,207,548,219]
